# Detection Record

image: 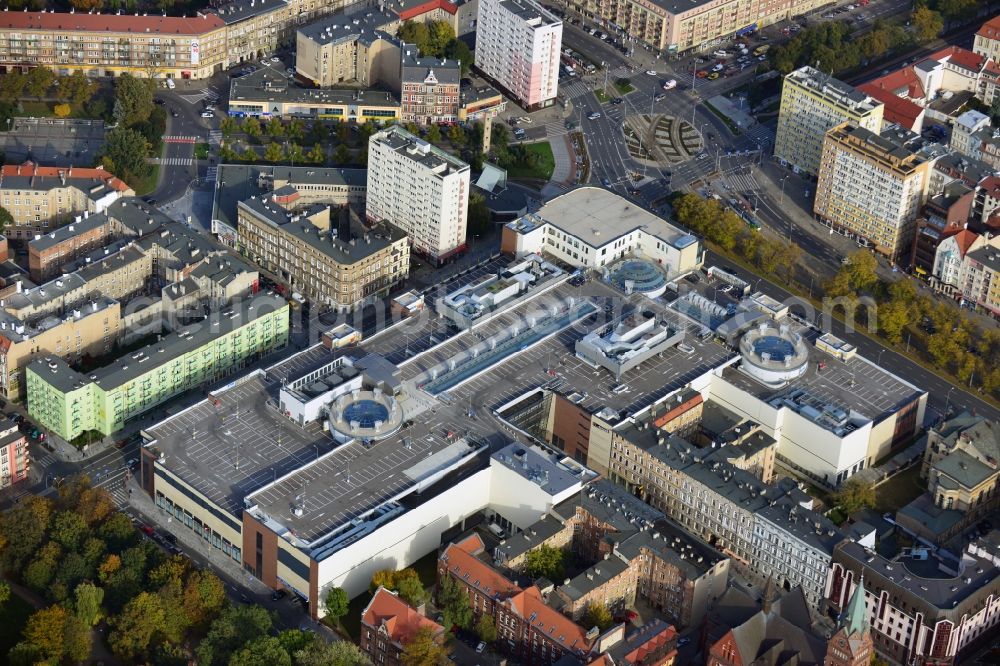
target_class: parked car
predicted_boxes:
[201,111,214,118]
[271,589,287,601]
[588,112,602,120]
[476,642,487,654]
[707,71,721,80]
[165,78,175,89]
[662,78,677,89]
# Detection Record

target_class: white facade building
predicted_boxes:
[951,109,991,157]
[366,125,470,264]
[474,0,562,110]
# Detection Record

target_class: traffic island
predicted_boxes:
[621,114,703,166]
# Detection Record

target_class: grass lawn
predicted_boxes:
[614,80,635,95]
[132,164,160,197]
[0,591,34,656]
[194,142,210,160]
[594,89,610,103]
[507,142,555,180]
[874,464,924,514]
[18,100,100,120]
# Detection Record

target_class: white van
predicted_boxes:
[166,78,175,89]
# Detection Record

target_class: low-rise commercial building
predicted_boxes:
[367,125,470,263]
[458,84,507,122]
[475,0,562,110]
[775,67,884,177]
[228,68,400,121]
[400,45,461,125]
[0,162,133,240]
[237,194,409,310]
[502,187,703,276]
[26,293,288,440]
[814,122,934,261]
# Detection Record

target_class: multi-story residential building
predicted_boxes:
[0,422,29,490]
[475,0,562,110]
[826,535,1000,665]
[28,210,112,282]
[439,533,600,665]
[607,421,842,613]
[227,67,399,121]
[367,125,470,264]
[26,293,288,440]
[950,110,991,157]
[931,228,985,295]
[956,243,1000,316]
[974,14,1000,63]
[400,44,461,125]
[0,162,133,240]
[501,187,704,275]
[361,587,444,666]
[238,195,409,310]
[294,8,401,88]
[814,122,934,261]
[775,67,884,177]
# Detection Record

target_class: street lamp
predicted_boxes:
[876,348,885,367]
[944,386,956,417]
[779,175,789,205]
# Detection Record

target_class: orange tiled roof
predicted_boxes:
[0,11,223,34]
[506,585,593,652]
[1,162,131,192]
[441,541,520,600]
[858,83,924,131]
[398,0,457,20]
[864,67,925,100]
[929,45,986,72]
[361,587,443,646]
[951,229,980,258]
[978,15,1000,40]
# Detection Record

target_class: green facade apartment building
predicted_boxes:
[27,294,289,440]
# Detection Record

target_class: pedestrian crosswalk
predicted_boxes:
[208,130,223,145]
[559,79,591,100]
[543,121,567,137]
[179,88,220,106]
[206,166,219,182]
[94,468,130,507]
[35,453,56,466]
[725,168,760,193]
[164,135,198,143]
[155,157,195,166]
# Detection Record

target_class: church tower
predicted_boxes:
[825,575,875,666]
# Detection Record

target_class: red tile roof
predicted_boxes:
[441,541,520,600]
[506,585,594,652]
[0,11,224,34]
[620,624,678,666]
[928,46,986,72]
[951,229,980,258]
[978,15,1000,40]
[361,587,444,646]
[1,161,132,192]
[398,0,457,20]
[864,67,924,100]
[858,83,924,131]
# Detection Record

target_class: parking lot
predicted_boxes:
[0,118,106,167]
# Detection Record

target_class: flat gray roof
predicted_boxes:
[372,126,470,176]
[297,7,396,45]
[722,324,925,425]
[523,186,696,250]
[230,68,399,108]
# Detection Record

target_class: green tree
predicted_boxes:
[401,626,447,666]
[229,636,293,666]
[20,605,70,663]
[287,118,305,141]
[25,66,54,99]
[220,116,238,136]
[243,116,262,138]
[264,142,285,163]
[220,143,239,162]
[333,143,351,164]
[196,604,274,666]
[0,71,26,103]
[475,614,497,643]
[583,602,613,632]
[911,6,943,43]
[398,21,432,54]
[447,124,466,147]
[0,580,9,607]
[63,613,92,664]
[241,147,259,163]
[324,587,349,622]
[113,73,155,127]
[23,542,62,593]
[426,124,442,143]
[109,591,167,660]
[467,191,492,239]
[0,495,53,574]
[395,573,426,607]
[523,544,565,581]
[295,640,372,666]
[833,477,876,515]
[0,205,13,235]
[74,581,105,627]
[443,39,473,76]
[437,576,472,630]
[59,70,96,107]
[936,0,978,23]
[183,569,227,629]
[51,510,88,551]
[103,127,151,185]
[308,143,326,164]
[287,142,305,165]
[427,21,456,56]
[267,117,285,138]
